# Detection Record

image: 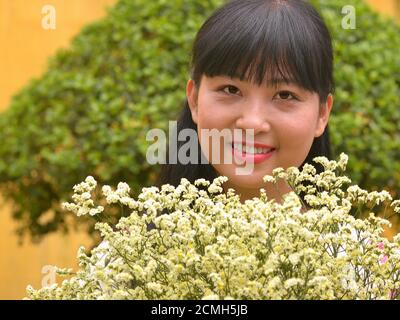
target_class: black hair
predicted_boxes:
[157,0,335,203]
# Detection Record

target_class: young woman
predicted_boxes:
[158,0,334,205]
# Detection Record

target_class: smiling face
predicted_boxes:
[187,74,333,201]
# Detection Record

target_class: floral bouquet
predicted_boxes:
[26,153,400,300]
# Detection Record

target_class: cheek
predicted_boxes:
[281,116,316,142]
[279,122,313,145]
[196,98,235,164]
[277,111,318,164]
[197,98,234,130]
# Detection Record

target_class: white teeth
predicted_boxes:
[233,144,273,154]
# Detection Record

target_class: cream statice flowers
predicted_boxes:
[26,153,400,300]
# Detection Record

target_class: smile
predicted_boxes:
[230,143,276,164]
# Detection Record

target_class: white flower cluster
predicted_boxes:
[61,176,104,217]
[27,154,400,300]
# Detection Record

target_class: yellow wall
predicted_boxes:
[0,0,116,111]
[366,0,400,21]
[0,0,116,299]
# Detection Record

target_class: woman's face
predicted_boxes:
[186,74,333,200]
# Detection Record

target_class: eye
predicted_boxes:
[275,91,297,101]
[221,85,241,95]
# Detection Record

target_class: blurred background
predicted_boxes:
[0,0,116,300]
[0,0,399,299]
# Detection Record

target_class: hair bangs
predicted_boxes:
[191,0,333,98]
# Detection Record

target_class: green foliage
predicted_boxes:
[313,0,400,194]
[0,0,399,242]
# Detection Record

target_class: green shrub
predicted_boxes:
[0,0,399,242]
[315,0,400,194]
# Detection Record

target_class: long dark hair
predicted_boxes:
[158,0,335,194]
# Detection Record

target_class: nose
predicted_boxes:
[235,99,272,135]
